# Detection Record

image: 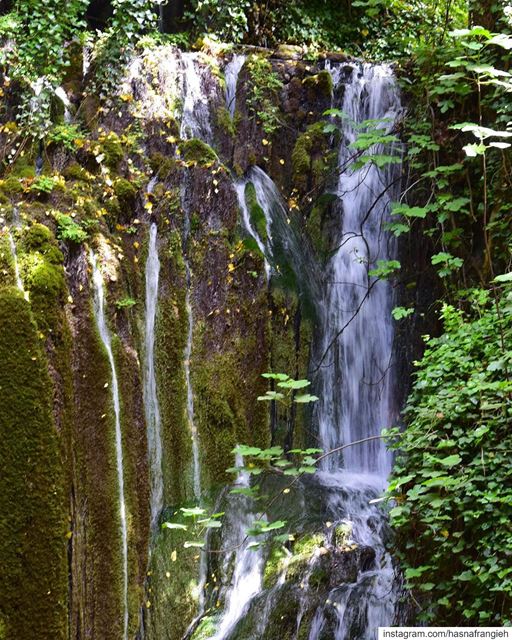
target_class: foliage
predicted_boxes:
[185,0,251,43]
[48,124,85,152]
[162,373,320,549]
[54,213,88,244]
[115,297,137,309]
[387,288,512,624]
[245,55,283,136]
[89,0,163,102]
[2,1,88,137]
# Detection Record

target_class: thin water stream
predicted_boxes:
[144,220,165,526]
[90,250,129,640]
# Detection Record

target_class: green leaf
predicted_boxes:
[439,454,462,467]
[294,394,319,403]
[493,272,512,283]
[180,507,206,518]
[162,522,188,531]
[261,373,290,381]
[392,306,414,320]
[233,445,262,456]
[277,379,310,390]
[257,392,285,401]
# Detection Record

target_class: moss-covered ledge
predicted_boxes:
[0,288,68,640]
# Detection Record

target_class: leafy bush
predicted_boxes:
[55,214,87,244]
[387,288,512,625]
[246,55,283,136]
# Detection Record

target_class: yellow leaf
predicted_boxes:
[171,550,177,562]
[262,139,269,146]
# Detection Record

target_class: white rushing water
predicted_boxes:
[8,233,24,293]
[224,54,246,118]
[144,221,165,526]
[90,251,129,640]
[307,62,402,638]
[209,454,265,640]
[180,53,213,143]
[315,62,402,476]
[179,55,211,500]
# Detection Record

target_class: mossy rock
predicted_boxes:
[149,152,177,177]
[180,138,218,166]
[291,122,335,192]
[302,71,333,98]
[114,177,138,210]
[216,106,237,138]
[0,176,24,197]
[63,162,91,182]
[0,289,67,640]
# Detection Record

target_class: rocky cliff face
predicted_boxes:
[0,44,355,639]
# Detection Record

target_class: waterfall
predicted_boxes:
[306,62,403,638]
[180,53,213,143]
[224,54,246,118]
[179,54,211,500]
[90,250,129,640]
[144,221,164,526]
[208,454,265,640]
[315,62,402,476]
[209,62,403,640]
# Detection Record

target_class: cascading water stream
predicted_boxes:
[8,233,24,293]
[184,258,202,501]
[315,62,402,476]
[179,54,211,500]
[144,217,165,526]
[306,62,403,638]
[208,454,265,640]
[90,251,129,640]
[224,54,246,118]
[206,62,403,640]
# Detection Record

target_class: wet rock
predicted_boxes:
[330,545,376,586]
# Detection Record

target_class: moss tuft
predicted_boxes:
[180,138,218,166]
[0,176,24,197]
[292,122,335,191]
[302,71,333,98]
[114,177,138,210]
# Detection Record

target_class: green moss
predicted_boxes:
[62,162,91,182]
[71,294,127,639]
[306,192,338,261]
[192,614,220,640]
[149,152,177,177]
[10,154,36,178]
[0,289,67,640]
[155,230,190,503]
[291,121,332,192]
[101,132,124,168]
[0,176,24,196]
[180,138,218,166]
[245,182,267,242]
[19,223,67,333]
[146,521,202,640]
[302,70,334,98]
[114,177,138,210]
[216,106,237,137]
